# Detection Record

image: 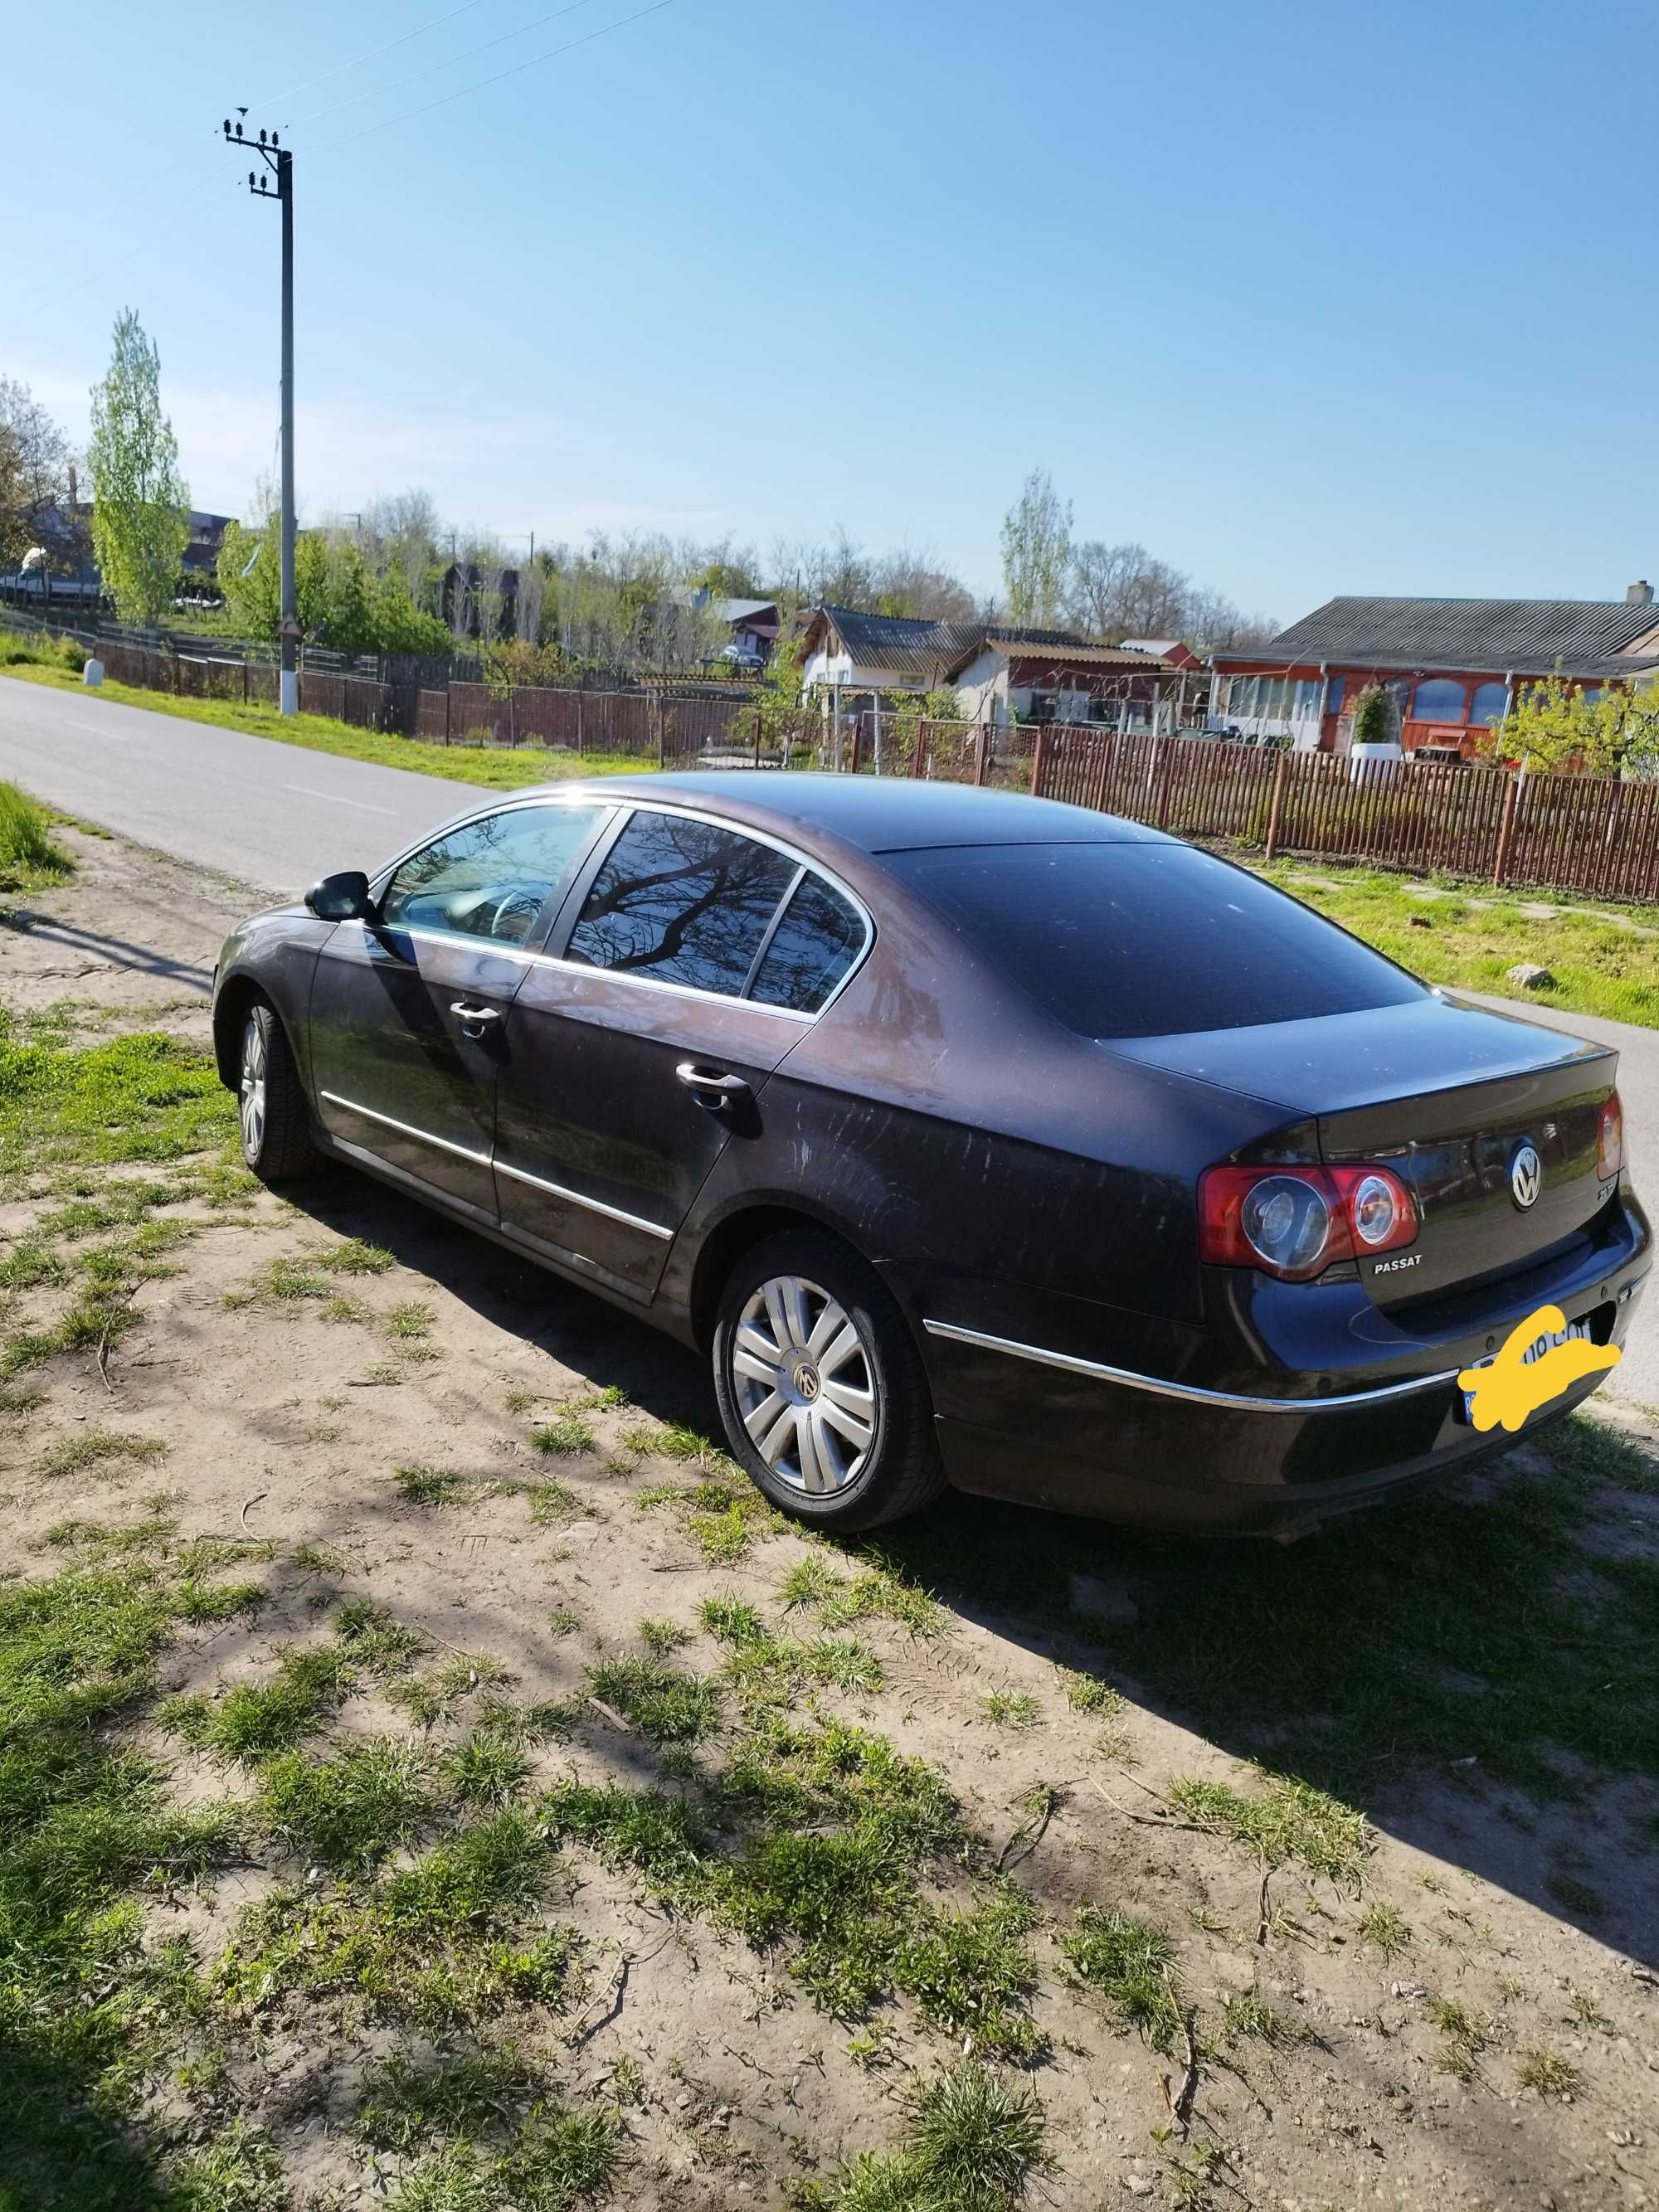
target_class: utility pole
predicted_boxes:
[221,114,299,714]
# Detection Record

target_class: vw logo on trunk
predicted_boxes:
[1510,1142,1542,1210]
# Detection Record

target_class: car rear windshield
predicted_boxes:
[886,842,1425,1039]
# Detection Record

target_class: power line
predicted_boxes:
[246,0,491,115]
[292,0,609,129]
[314,0,683,153]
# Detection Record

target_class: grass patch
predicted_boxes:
[0,1014,234,1187]
[216,1809,577,2032]
[636,1474,786,1562]
[1256,858,1659,1028]
[1220,1990,1312,2047]
[778,1553,946,1638]
[586,1658,721,1744]
[257,1739,434,1872]
[533,1413,595,1456]
[0,778,75,889]
[1164,1774,1371,1882]
[162,1645,352,1763]
[1,654,652,795]
[1516,2045,1584,2096]
[1058,1904,1179,2049]
[528,1479,586,1526]
[387,1298,436,1341]
[833,2059,1047,2212]
[36,1427,168,1480]
[1356,1901,1411,1957]
[1428,1994,1492,2082]
[698,1593,884,1708]
[979,1692,1039,1729]
[387,2103,624,2209]
[354,2044,550,2151]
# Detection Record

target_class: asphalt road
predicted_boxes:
[1,673,1653,1408]
[0,675,490,897]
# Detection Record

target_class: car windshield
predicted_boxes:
[886,841,1426,1039]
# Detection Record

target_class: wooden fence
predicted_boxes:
[901,720,1659,904]
[55,633,1659,903]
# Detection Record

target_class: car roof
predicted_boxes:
[530,771,1173,855]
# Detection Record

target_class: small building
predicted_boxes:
[1210,588,1659,757]
[945,631,1178,731]
[799,605,985,698]
[799,605,1178,729]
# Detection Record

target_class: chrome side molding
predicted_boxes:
[921,1318,1459,1413]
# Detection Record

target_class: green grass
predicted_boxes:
[1255,858,1659,1027]
[1219,1990,1312,2047]
[0,778,75,890]
[1516,2045,1584,2096]
[585,1657,721,1743]
[1356,1901,1411,1957]
[35,1427,168,1480]
[162,1645,353,1763]
[979,1692,1040,1729]
[833,2059,1048,2212]
[257,1739,434,1871]
[533,1412,595,1456]
[1163,1774,1372,1881]
[635,1473,786,1561]
[1058,1904,1179,2049]
[1,654,651,793]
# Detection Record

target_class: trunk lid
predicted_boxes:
[1108,995,1618,1306]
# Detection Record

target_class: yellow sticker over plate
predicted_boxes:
[1457,1305,1621,1435]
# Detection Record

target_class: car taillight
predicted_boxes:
[1598,1090,1623,1180]
[1198,1162,1418,1281]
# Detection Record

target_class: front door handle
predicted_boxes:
[675,1062,752,1113]
[450,1000,504,1037]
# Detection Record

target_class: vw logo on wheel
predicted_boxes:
[1510,1142,1543,1211]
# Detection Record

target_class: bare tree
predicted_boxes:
[0,377,74,574]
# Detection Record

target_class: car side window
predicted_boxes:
[565,810,796,997]
[379,805,606,946]
[749,873,864,1013]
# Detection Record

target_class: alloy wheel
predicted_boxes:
[239,1012,267,1163]
[732,1272,877,1494]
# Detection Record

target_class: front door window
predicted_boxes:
[381,804,607,945]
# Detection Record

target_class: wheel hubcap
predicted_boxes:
[239,1014,267,1161]
[732,1273,876,1495]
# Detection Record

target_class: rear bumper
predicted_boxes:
[915,1201,1652,1534]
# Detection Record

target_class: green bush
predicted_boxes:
[0,629,85,673]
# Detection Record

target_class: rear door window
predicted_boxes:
[887,842,1424,1038]
[565,810,797,997]
[749,873,864,1012]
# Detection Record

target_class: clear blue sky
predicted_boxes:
[4,0,1655,624]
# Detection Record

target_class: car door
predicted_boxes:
[493,806,868,1299]
[308,799,612,1222]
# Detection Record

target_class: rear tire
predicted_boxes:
[237,997,322,1184]
[712,1228,946,1533]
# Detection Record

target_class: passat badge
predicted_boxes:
[1510,1143,1542,1211]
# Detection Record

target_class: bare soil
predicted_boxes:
[2,826,1658,2211]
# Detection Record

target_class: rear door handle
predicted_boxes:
[450,1000,504,1035]
[675,1062,751,1112]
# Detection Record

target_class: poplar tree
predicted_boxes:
[87,310,189,624]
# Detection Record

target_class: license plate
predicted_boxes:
[1459,1315,1592,1422]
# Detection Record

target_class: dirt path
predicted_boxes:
[2,828,1657,2212]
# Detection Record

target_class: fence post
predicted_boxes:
[851,718,864,776]
[444,684,451,745]
[754,705,762,770]
[654,693,665,769]
[1030,727,1049,798]
[507,688,517,747]
[1492,774,1519,887]
[1154,736,1173,827]
[577,691,585,756]
[242,658,250,707]
[975,724,991,786]
[1263,748,1289,863]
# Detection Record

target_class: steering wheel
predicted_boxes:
[479,887,545,942]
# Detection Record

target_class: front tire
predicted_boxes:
[237,998,322,1184]
[712,1228,946,1532]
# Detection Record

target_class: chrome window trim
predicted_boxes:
[921,1319,1461,1412]
[494,1156,674,1241]
[319,1090,492,1167]
[363,792,875,1023]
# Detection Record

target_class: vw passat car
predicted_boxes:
[212,774,1650,1537]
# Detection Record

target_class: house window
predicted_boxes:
[1469,681,1508,727]
[1326,677,1345,717]
[1412,678,1467,723]
[1090,696,1123,727]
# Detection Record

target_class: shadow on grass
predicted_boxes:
[275,1164,1659,1966]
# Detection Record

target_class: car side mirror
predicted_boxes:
[304,869,373,921]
